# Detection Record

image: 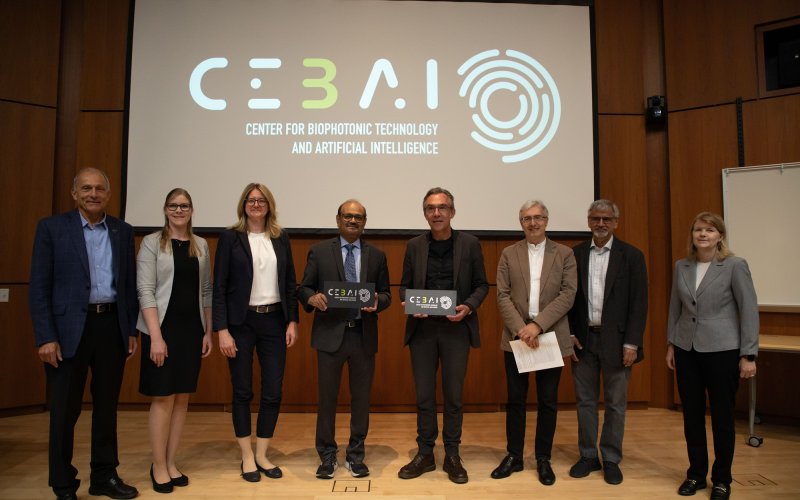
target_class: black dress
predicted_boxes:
[140,240,204,396]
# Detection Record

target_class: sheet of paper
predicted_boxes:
[509,331,565,373]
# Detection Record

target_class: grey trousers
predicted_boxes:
[571,332,631,464]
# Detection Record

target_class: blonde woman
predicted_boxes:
[666,212,758,500]
[213,183,299,482]
[137,188,213,493]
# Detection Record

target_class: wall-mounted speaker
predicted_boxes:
[646,95,666,127]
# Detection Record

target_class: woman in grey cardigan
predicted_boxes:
[137,188,213,493]
[666,212,758,500]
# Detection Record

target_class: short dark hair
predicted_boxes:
[422,187,454,209]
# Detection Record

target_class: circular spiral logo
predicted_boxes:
[359,289,372,303]
[458,49,561,163]
[439,296,453,311]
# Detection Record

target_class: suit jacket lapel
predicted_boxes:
[540,240,557,298]
[106,216,120,282]
[514,240,531,299]
[331,238,346,280]
[678,260,696,300]
[416,233,430,287]
[696,258,724,298]
[237,232,254,281]
[452,231,462,287]
[359,241,369,284]
[576,243,590,304]
[69,210,91,278]
[604,243,622,300]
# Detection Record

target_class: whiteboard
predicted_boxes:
[722,163,800,308]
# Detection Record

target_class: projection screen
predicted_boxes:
[126,0,596,232]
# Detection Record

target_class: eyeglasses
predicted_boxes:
[589,216,617,224]
[166,203,192,212]
[520,215,548,223]
[424,205,452,215]
[340,213,365,222]
[246,198,268,207]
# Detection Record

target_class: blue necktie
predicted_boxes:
[344,244,358,320]
[345,244,357,282]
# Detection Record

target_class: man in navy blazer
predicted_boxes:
[298,200,391,479]
[568,199,648,485]
[397,187,488,484]
[29,168,139,500]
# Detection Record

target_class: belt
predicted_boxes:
[588,325,603,333]
[88,303,116,314]
[248,303,281,314]
[344,319,362,328]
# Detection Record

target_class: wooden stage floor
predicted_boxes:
[1,409,798,499]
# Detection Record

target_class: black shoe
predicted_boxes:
[55,494,78,500]
[398,453,435,479]
[316,458,338,479]
[256,461,283,479]
[443,455,468,484]
[569,456,602,478]
[710,483,731,500]
[536,458,556,486]
[149,465,173,494]
[603,461,623,485]
[88,476,138,499]
[169,472,188,487]
[240,461,261,483]
[345,460,370,478]
[678,478,708,496]
[491,454,524,479]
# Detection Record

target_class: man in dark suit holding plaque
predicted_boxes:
[568,199,648,485]
[298,199,391,479]
[29,168,139,500]
[397,187,488,484]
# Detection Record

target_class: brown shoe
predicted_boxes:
[398,453,435,479]
[443,455,468,484]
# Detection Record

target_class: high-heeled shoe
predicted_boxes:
[150,464,174,494]
[240,461,261,482]
[256,461,283,479]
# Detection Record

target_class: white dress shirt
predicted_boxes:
[527,240,546,320]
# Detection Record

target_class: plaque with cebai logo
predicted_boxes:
[404,289,457,316]
[324,281,375,309]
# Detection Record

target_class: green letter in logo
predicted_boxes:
[302,58,337,109]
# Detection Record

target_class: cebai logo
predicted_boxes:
[188,50,560,162]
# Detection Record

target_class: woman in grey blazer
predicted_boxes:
[666,212,758,500]
[137,188,213,493]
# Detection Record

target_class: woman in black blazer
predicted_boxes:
[213,183,299,482]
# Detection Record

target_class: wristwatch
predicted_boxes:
[741,354,757,362]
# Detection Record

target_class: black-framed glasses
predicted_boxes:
[520,215,547,223]
[340,213,365,222]
[166,203,192,212]
[246,198,268,207]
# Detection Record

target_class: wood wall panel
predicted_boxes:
[0,0,61,106]
[80,0,129,110]
[0,102,57,283]
[743,94,800,166]
[76,112,124,216]
[0,286,46,409]
[663,0,757,110]
[667,105,739,262]
[594,0,645,114]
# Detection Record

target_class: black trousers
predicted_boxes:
[227,309,286,438]
[409,319,470,456]
[315,324,375,463]
[503,350,563,460]
[674,346,740,485]
[46,309,126,496]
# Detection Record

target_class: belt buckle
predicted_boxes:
[256,305,267,313]
[345,319,356,328]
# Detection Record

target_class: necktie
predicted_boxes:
[345,244,357,282]
[344,244,358,320]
